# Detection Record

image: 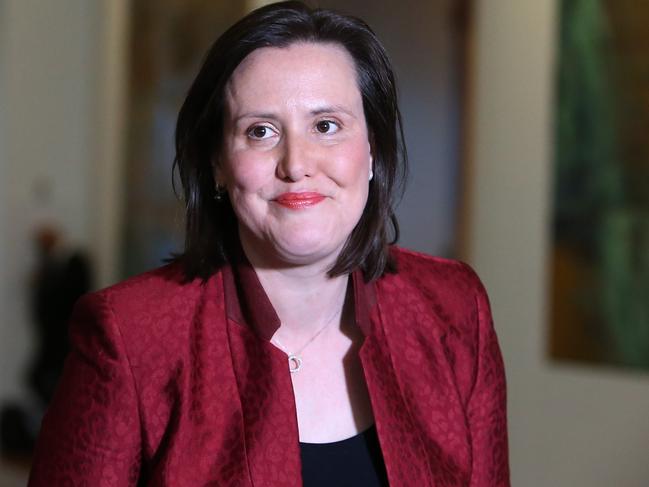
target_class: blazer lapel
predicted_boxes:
[222,262,303,487]
[226,320,302,487]
[356,270,436,487]
[367,270,475,487]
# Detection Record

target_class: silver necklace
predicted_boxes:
[271,308,342,374]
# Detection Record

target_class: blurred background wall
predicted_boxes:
[0,2,128,483]
[1,0,94,402]
[468,1,649,485]
[0,0,128,401]
[0,0,648,486]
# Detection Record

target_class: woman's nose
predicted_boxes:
[276,134,316,182]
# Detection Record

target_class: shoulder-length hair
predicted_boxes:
[173,0,407,281]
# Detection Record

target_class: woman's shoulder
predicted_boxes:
[69,261,226,368]
[97,260,201,297]
[374,246,492,337]
[386,246,487,299]
[76,261,219,325]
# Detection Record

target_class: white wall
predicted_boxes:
[0,0,96,402]
[87,0,129,289]
[0,0,10,402]
[468,1,649,486]
[0,0,127,404]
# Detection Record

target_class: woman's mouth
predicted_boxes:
[273,192,326,209]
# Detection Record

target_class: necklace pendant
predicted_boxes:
[288,354,302,373]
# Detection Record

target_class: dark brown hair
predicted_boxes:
[173,1,407,281]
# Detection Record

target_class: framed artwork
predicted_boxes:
[549,0,649,369]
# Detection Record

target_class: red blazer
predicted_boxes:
[29,247,509,486]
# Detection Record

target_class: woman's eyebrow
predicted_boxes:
[232,105,357,124]
[232,112,277,123]
[310,105,357,118]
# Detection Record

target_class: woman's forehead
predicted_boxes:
[234,41,355,76]
[224,42,361,114]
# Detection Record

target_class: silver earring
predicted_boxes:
[369,169,374,181]
[214,184,226,201]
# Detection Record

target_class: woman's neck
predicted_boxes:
[256,262,349,337]
[239,232,350,339]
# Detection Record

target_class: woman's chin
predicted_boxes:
[238,223,348,269]
[270,237,343,268]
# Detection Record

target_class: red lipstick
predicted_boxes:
[274,192,325,209]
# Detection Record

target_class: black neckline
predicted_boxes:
[299,424,376,447]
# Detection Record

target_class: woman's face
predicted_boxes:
[219,42,372,268]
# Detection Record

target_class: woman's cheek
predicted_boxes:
[229,153,274,192]
[329,143,371,185]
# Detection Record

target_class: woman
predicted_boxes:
[29,2,509,486]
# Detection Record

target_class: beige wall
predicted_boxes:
[0,0,127,401]
[0,0,11,404]
[467,1,649,485]
[0,0,97,402]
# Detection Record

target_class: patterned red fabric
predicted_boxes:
[28,247,509,486]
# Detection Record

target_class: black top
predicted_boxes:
[300,425,390,486]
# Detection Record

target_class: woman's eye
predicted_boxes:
[247,125,275,140]
[315,120,340,134]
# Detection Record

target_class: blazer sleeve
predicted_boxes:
[467,282,510,486]
[28,292,142,486]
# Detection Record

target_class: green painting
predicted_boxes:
[550,0,649,369]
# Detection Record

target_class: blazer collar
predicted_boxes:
[222,243,376,339]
